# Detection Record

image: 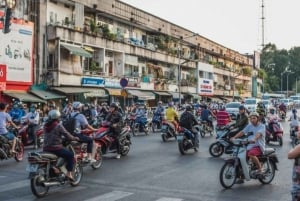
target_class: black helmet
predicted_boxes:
[239,105,245,110]
[110,102,118,110]
[185,105,192,111]
[30,104,37,109]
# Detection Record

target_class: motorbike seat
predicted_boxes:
[263,148,275,155]
[31,152,58,160]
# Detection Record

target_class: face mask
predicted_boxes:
[30,108,35,113]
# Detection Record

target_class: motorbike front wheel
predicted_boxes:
[219,162,237,189]
[70,163,83,186]
[14,140,24,162]
[209,142,224,157]
[30,175,49,198]
[178,139,188,155]
[258,160,276,184]
[91,148,103,169]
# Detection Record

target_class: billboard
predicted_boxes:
[0,11,34,84]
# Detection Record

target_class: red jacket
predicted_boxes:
[216,110,231,126]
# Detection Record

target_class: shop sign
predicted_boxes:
[0,64,6,90]
[104,78,121,88]
[82,77,105,87]
[127,77,140,88]
[198,78,213,96]
[84,90,106,97]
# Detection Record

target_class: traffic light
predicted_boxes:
[3,7,12,34]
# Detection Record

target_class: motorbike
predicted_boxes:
[94,122,131,157]
[18,118,44,148]
[151,112,163,132]
[199,116,214,137]
[73,130,103,170]
[265,119,283,146]
[0,127,24,162]
[209,122,240,157]
[131,116,149,136]
[161,119,179,142]
[177,125,201,155]
[219,138,278,189]
[279,110,286,120]
[290,125,300,147]
[27,140,83,198]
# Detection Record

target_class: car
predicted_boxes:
[244,98,260,113]
[225,102,242,120]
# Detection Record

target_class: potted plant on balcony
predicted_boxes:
[90,61,98,74]
[90,19,97,35]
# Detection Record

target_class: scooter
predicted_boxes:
[219,137,278,189]
[151,112,163,132]
[161,119,179,142]
[199,116,214,137]
[290,125,300,147]
[265,119,284,146]
[18,118,44,148]
[177,125,201,155]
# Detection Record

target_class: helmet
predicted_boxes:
[168,102,174,107]
[72,101,82,109]
[293,109,297,113]
[0,103,6,110]
[185,105,192,111]
[239,105,245,110]
[158,101,162,104]
[48,110,61,120]
[249,112,259,118]
[30,104,37,109]
[110,102,118,110]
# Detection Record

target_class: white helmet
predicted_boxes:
[48,110,61,120]
[72,101,82,110]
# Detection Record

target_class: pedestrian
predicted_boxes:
[288,140,300,201]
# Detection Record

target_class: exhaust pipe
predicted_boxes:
[42,181,61,187]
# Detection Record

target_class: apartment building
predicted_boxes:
[0,0,260,107]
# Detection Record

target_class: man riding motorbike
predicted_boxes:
[289,109,300,138]
[9,102,26,123]
[0,102,19,153]
[200,105,215,130]
[24,104,40,149]
[230,105,249,133]
[279,102,287,117]
[70,102,97,163]
[231,112,266,181]
[105,103,123,159]
[43,110,79,181]
[165,102,179,132]
[266,106,280,136]
[216,106,231,129]
[179,105,199,149]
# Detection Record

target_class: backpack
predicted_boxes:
[63,113,79,134]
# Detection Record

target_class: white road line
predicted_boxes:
[155,198,183,201]
[0,179,28,193]
[84,191,133,201]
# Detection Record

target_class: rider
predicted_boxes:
[200,105,216,130]
[43,110,79,181]
[165,102,179,131]
[24,104,40,149]
[266,106,280,136]
[9,102,25,123]
[105,103,123,159]
[0,103,19,153]
[134,103,148,131]
[231,105,249,133]
[256,101,266,123]
[216,106,231,128]
[231,112,266,176]
[153,101,165,127]
[279,102,287,116]
[179,105,199,149]
[82,103,92,122]
[289,109,300,137]
[71,101,97,163]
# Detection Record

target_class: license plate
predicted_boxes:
[26,164,39,173]
[177,135,183,141]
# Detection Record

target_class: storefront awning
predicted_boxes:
[170,92,184,99]
[61,43,92,58]
[52,87,107,97]
[186,93,201,100]
[30,89,66,100]
[106,88,122,96]
[127,90,155,100]
[154,91,171,96]
[3,91,46,103]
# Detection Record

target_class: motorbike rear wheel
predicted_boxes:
[209,142,224,157]
[70,163,83,186]
[258,160,276,184]
[121,144,130,156]
[178,139,188,155]
[278,136,283,146]
[30,175,49,198]
[91,148,103,169]
[14,141,24,162]
[219,162,237,189]
[161,133,168,142]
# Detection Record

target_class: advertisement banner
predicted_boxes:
[0,11,34,83]
[0,64,6,90]
[198,78,213,96]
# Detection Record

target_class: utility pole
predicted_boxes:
[261,0,265,49]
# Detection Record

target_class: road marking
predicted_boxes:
[84,191,133,201]
[155,198,183,201]
[0,179,28,193]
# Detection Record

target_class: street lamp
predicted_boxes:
[177,33,198,106]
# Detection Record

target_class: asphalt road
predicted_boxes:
[0,118,294,201]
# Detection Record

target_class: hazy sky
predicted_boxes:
[120,0,300,54]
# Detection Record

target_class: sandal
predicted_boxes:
[66,175,75,182]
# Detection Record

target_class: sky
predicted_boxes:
[120,0,300,54]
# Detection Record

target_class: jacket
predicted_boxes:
[235,113,249,130]
[179,111,198,130]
